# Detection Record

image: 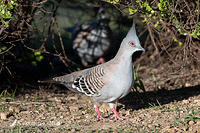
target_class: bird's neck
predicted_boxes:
[113,46,133,66]
[111,46,134,78]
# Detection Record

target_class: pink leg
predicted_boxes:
[95,106,108,120]
[111,108,126,120]
[96,57,105,64]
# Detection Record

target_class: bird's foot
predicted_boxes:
[97,114,109,120]
[97,57,105,64]
[95,106,108,120]
[111,108,126,120]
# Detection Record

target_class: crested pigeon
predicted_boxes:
[68,7,112,66]
[40,21,144,120]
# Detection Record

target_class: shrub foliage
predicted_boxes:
[107,0,200,71]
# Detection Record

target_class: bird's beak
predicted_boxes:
[137,46,145,52]
[140,47,145,52]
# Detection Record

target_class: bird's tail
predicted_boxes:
[38,77,79,93]
[37,79,55,84]
[38,74,71,84]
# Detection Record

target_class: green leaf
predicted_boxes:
[34,96,39,101]
[151,71,156,81]
[178,42,183,46]
[178,28,183,34]
[106,0,119,4]
[157,3,162,10]
[139,79,145,92]
[154,21,159,27]
[1,46,7,51]
[36,55,44,62]
[34,51,41,56]
[31,61,37,66]
[173,37,178,42]
[129,8,137,15]
[0,0,18,28]
[143,2,152,12]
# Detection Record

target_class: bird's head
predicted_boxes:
[121,22,145,57]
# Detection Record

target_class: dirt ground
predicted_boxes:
[1,50,200,132]
[1,80,200,133]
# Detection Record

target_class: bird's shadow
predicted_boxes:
[119,85,200,111]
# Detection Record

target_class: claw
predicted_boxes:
[95,106,108,120]
[111,108,126,120]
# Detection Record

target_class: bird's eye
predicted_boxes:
[129,41,135,46]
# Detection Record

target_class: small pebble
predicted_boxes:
[0,112,7,120]
[9,107,19,113]
[161,126,170,132]
[69,106,79,112]
[147,124,152,128]
[125,110,130,116]
[71,128,76,132]
[196,120,200,125]
[185,83,191,87]
[82,111,86,115]
[188,120,194,125]
[182,100,189,104]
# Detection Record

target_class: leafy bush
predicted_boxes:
[107,0,200,70]
[0,0,18,28]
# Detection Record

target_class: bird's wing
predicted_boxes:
[53,66,105,96]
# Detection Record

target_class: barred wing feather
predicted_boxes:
[72,66,105,96]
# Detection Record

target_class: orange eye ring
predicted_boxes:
[129,41,135,46]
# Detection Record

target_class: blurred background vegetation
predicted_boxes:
[0,0,200,94]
